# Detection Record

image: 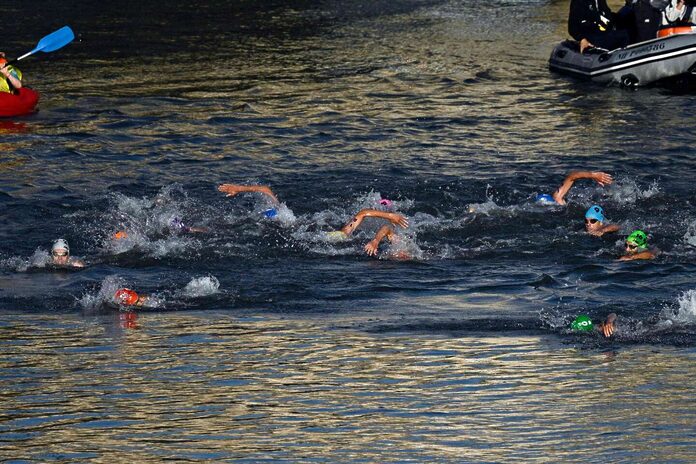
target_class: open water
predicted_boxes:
[0,0,695,462]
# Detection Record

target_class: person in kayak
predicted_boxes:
[0,53,22,93]
[568,0,630,52]
[535,171,613,206]
[584,205,620,236]
[570,313,617,337]
[619,230,657,261]
[113,288,151,308]
[50,239,86,268]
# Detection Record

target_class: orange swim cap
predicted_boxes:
[114,288,139,306]
[113,230,128,240]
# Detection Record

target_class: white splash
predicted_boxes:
[182,275,220,297]
[606,178,660,204]
[661,290,696,324]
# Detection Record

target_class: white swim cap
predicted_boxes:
[51,238,70,255]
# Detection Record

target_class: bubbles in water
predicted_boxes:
[78,275,125,310]
[1,248,52,272]
[661,290,696,325]
[606,178,660,204]
[683,220,696,248]
[182,275,220,298]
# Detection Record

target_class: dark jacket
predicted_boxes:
[568,0,616,40]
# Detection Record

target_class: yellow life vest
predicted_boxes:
[0,65,22,93]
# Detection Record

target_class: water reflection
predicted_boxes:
[1,311,693,462]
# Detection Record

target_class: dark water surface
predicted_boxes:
[1,0,695,461]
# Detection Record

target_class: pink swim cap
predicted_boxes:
[379,199,393,207]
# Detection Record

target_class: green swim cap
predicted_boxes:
[626,230,647,248]
[571,315,594,332]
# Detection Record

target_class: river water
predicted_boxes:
[1,0,695,462]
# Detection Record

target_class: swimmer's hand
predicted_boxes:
[591,172,613,187]
[388,213,409,229]
[364,239,380,256]
[599,313,617,338]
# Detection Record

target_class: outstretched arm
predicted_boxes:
[552,171,613,205]
[341,209,408,236]
[364,225,396,256]
[618,250,655,261]
[218,184,279,203]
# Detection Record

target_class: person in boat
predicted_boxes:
[660,0,696,30]
[218,183,408,238]
[618,229,657,261]
[570,313,617,337]
[568,0,631,52]
[535,171,613,206]
[0,53,22,94]
[50,238,86,268]
[584,205,620,237]
[113,288,150,308]
[619,0,668,43]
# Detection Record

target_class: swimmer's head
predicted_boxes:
[113,230,128,240]
[326,230,348,242]
[584,205,605,232]
[114,288,139,306]
[263,208,278,218]
[571,315,594,332]
[535,194,556,205]
[625,230,648,253]
[51,239,70,260]
[169,216,186,230]
[379,199,393,207]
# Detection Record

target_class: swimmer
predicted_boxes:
[570,313,617,338]
[113,288,150,308]
[50,239,86,268]
[169,217,207,234]
[536,171,613,205]
[363,225,411,260]
[619,230,656,261]
[218,183,283,219]
[327,209,409,242]
[218,183,279,203]
[584,205,619,237]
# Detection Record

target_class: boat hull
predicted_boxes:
[0,87,39,117]
[549,33,696,87]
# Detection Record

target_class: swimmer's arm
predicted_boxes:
[552,171,613,205]
[341,209,408,235]
[618,250,655,261]
[218,184,279,203]
[364,225,395,256]
[70,258,86,268]
[598,224,620,236]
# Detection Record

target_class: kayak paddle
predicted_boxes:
[9,26,75,65]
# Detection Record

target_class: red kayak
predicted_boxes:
[0,87,39,117]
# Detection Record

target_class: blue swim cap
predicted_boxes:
[585,205,605,222]
[264,208,278,218]
[536,194,556,205]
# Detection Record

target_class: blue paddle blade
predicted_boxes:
[31,26,75,54]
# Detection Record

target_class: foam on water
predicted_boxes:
[181,275,221,298]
